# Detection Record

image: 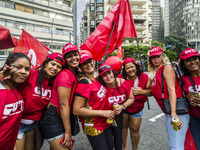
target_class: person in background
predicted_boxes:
[73,51,115,150]
[15,53,64,150]
[40,43,80,150]
[148,47,189,150]
[120,57,151,150]
[96,64,135,150]
[179,48,200,149]
[0,53,31,150]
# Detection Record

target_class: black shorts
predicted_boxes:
[39,104,65,140]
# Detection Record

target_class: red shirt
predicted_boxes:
[21,69,51,121]
[75,79,112,131]
[0,89,23,150]
[151,65,182,112]
[50,69,77,113]
[181,75,200,117]
[125,73,148,114]
[106,80,131,106]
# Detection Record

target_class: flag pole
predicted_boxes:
[136,36,150,110]
[102,20,117,63]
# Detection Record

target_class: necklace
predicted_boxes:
[84,75,94,82]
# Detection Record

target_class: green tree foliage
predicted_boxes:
[105,51,117,59]
[162,35,188,56]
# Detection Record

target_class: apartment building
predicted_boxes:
[164,0,200,51]
[0,0,74,54]
[79,0,153,46]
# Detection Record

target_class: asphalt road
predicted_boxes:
[41,96,169,150]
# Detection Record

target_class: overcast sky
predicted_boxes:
[77,0,165,34]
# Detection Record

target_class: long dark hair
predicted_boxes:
[96,70,121,94]
[36,58,60,97]
[179,56,200,75]
[122,62,143,79]
[1,53,31,70]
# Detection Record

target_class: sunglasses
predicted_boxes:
[98,65,111,75]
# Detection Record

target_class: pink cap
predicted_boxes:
[62,43,79,56]
[47,53,65,66]
[179,48,199,60]
[149,47,163,58]
[123,57,140,66]
[104,56,122,73]
[98,64,113,76]
[79,50,94,65]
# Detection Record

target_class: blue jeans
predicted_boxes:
[189,115,200,150]
[165,114,189,150]
[17,122,36,139]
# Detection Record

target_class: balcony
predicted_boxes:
[135,24,146,31]
[129,0,147,5]
[133,15,147,21]
[132,7,147,14]
[137,33,146,39]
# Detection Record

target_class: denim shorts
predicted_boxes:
[123,109,144,118]
[17,122,36,139]
[39,104,65,141]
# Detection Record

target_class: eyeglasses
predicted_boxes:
[98,65,111,75]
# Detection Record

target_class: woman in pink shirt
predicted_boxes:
[0,53,31,150]
[40,43,80,150]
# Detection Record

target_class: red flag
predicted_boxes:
[184,128,196,150]
[13,29,50,68]
[80,0,137,61]
[117,45,123,58]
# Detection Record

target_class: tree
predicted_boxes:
[162,35,188,56]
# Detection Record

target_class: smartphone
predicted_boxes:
[60,134,75,150]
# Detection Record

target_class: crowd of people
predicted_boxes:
[0,44,199,150]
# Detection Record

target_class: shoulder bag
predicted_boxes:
[161,65,189,114]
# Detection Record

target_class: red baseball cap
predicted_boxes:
[179,48,199,60]
[79,50,94,65]
[98,64,113,76]
[104,56,122,73]
[47,53,65,66]
[62,43,79,56]
[148,47,163,58]
[123,57,140,66]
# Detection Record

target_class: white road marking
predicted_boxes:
[149,113,164,122]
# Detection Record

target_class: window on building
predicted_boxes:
[26,24,34,31]
[0,1,5,7]
[55,14,62,20]
[91,5,95,11]
[0,51,5,55]
[42,10,49,17]
[63,30,69,36]
[96,0,104,3]
[5,2,14,9]
[34,9,42,15]
[16,22,25,29]
[56,29,63,35]
[0,19,6,27]
[6,21,15,28]
[42,26,50,33]
[91,0,95,3]
[51,28,57,34]
[34,25,42,32]
[25,6,33,13]
[97,6,103,12]
[16,3,25,12]
[91,20,95,26]
[98,14,104,20]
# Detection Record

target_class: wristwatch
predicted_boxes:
[122,104,126,110]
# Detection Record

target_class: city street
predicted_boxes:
[41,96,169,150]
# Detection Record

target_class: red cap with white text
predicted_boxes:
[179,48,199,60]
[62,43,79,56]
[47,53,65,66]
[148,47,163,58]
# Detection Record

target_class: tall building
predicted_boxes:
[152,0,164,41]
[164,0,169,37]
[164,0,200,51]
[79,0,153,46]
[0,0,74,54]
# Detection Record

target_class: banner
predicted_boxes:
[80,0,137,61]
[13,29,49,68]
[117,45,123,58]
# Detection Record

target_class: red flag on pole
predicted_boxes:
[80,0,137,61]
[117,45,123,58]
[13,29,50,68]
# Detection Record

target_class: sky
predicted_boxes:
[77,0,165,34]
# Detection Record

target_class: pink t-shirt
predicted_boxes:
[0,88,23,150]
[181,75,200,117]
[21,69,51,121]
[75,79,112,131]
[50,69,77,113]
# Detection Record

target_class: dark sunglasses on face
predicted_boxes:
[98,65,111,74]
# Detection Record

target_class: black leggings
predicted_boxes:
[111,113,123,150]
[87,126,114,150]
